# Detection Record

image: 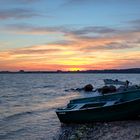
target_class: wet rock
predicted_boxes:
[65,84,94,92]
[69,134,76,140]
[64,88,83,92]
[83,84,93,91]
[109,85,117,92]
[99,86,110,94]
[98,85,116,94]
[75,88,84,91]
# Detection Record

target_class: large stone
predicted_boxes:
[98,85,116,94]
[109,85,117,93]
[84,84,93,91]
[100,86,110,94]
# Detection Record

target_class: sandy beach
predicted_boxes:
[56,120,140,140]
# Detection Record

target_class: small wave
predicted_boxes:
[1,95,10,98]
[43,85,56,88]
[0,127,26,139]
[2,108,54,123]
[33,85,55,88]
[3,111,32,122]
[1,93,33,99]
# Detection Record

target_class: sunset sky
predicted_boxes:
[0,0,140,71]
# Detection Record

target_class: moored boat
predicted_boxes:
[56,89,140,123]
[104,79,128,85]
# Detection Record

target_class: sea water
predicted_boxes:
[0,73,140,140]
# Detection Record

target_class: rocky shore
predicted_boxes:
[54,120,140,140]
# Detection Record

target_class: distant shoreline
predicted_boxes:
[0,68,140,74]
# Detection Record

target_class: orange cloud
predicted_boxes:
[0,44,139,71]
[0,24,140,71]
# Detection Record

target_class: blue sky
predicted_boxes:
[0,0,140,70]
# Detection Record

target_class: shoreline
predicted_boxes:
[55,120,140,140]
[0,68,140,74]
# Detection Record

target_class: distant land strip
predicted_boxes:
[0,68,140,74]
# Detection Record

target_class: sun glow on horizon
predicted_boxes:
[0,1,140,71]
[68,67,84,71]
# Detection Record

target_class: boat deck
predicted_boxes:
[71,99,121,111]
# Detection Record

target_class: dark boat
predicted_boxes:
[56,89,140,123]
